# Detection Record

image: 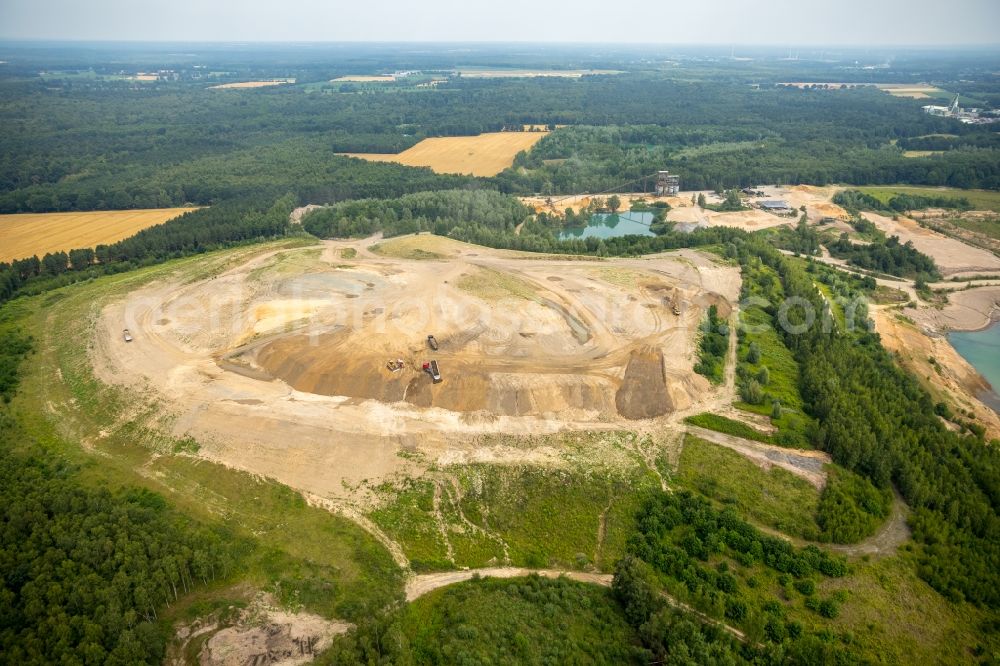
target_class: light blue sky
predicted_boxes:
[1,0,998,44]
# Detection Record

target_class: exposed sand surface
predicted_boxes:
[875,307,1000,439]
[907,285,1000,333]
[863,212,1000,276]
[90,236,739,502]
[522,185,846,232]
[171,593,349,666]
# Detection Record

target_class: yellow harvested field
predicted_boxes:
[339,132,549,177]
[331,75,396,82]
[0,208,197,262]
[209,80,294,89]
[903,150,942,158]
[876,84,944,98]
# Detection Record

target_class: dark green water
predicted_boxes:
[558,212,655,240]
[950,321,1000,413]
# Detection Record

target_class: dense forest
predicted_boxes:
[0,332,240,665]
[2,55,1000,215]
[746,240,1000,607]
[301,189,528,239]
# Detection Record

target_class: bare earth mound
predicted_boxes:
[90,236,738,500]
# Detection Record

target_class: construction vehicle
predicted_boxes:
[427,335,439,351]
[422,360,442,383]
[123,329,133,342]
[386,358,404,372]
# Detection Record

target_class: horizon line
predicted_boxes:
[1,38,999,50]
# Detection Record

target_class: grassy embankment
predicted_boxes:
[5,239,404,629]
[366,431,664,572]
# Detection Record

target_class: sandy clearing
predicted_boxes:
[208,80,294,89]
[0,207,198,262]
[907,285,1000,333]
[863,212,1000,276]
[522,185,846,232]
[89,236,739,504]
[339,132,547,177]
[174,592,350,666]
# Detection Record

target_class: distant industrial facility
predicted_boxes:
[923,94,999,125]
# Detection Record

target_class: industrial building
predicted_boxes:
[655,170,680,196]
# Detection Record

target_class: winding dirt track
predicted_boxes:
[406,568,749,642]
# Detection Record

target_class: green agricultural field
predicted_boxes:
[857,185,1000,213]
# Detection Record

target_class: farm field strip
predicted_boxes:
[856,185,1000,213]
[0,207,197,262]
[209,79,294,89]
[340,131,549,176]
[331,75,397,82]
[455,68,622,78]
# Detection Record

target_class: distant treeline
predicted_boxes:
[3,75,999,214]
[301,189,528,239]
[833,189,971,214]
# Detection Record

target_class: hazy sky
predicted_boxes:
[1,0,998,45]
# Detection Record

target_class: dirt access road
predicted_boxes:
[406,567,749,642]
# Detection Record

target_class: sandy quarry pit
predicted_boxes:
[91,236,739,502]
[520,184,849,233]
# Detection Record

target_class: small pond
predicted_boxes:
[558,211,656,240]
